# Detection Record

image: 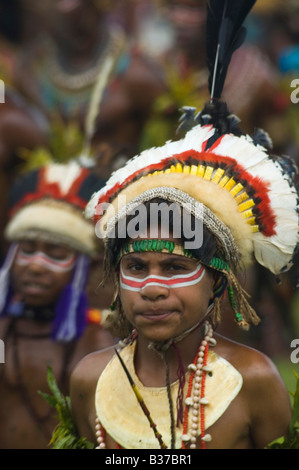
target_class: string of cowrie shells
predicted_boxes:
[95,321,216,449]
[182,321,215,449]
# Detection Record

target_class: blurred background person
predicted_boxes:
[0,161,116,449]
[12,0,167,176]
[135,0,283,151]
[130,1,299,389]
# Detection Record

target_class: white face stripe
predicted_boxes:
[15,250,77,273]
[119,264,206,292]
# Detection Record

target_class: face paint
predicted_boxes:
[120,264,205,292]
[15,249,77,273]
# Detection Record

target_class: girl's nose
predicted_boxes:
[26,259,48,274]
[140,282,170,301]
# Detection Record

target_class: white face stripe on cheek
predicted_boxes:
[15,250,77,273]
[119,264,206,292]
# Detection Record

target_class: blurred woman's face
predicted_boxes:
[23,0,102,50]
[166,1,206,47]
[11,240,76,307]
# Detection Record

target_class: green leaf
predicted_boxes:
[289,372,299,440]
[39,367,95,449]
[266,372,299,449]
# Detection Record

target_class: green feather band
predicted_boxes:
[116,239,196,262]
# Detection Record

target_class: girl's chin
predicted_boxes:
[137,325,183,346]
[23,299,51,308]
[137,320,204,348]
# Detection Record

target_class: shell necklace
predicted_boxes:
[95,321,215,449]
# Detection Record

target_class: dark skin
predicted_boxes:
[0,93,48,255]
[11,240,75,306]
[13,0,167,172]
[0,239,116,449]
[70,251,291,449]
[156,1,281,137]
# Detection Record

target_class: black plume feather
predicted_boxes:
[206,0,257,100]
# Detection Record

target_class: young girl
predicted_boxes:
[69,0,299,450]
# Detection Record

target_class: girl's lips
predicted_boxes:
[140,310,175,321]
[22,283,49,296]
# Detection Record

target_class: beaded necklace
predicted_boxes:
[44,26,124,91]
[95,321,215,449]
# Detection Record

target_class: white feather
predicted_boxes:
[85,122,299,275]
[46,162,82,195]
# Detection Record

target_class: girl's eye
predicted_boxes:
[47,251,70,261]
[46,245,74,260]
[20,245,35,255]
[126,264,145,272]
[167,264,187,272]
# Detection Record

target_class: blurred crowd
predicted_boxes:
[0,0,298,449]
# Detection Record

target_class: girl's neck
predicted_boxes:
[133,323,207,387]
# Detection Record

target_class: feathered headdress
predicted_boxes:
[206,0,257,101]
[0,23,123,341]
[5,161,105,257]
[85,0,299,328]
[0,161,106,341]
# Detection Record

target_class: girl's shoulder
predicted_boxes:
[71,346,116,394]
[213,333,282,385]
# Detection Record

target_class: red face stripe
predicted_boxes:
[15,250,77,273]
[120,264,205,292]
